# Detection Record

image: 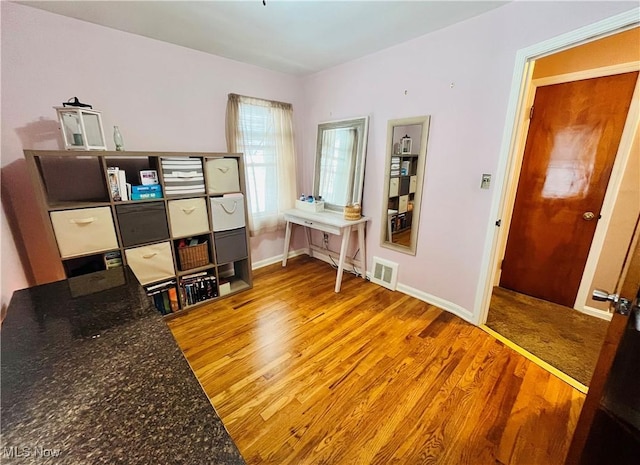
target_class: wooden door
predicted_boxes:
[500,72,638,307]
[565,220,640,465]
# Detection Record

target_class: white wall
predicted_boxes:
[0,2,305,307]
[299,1,638,322]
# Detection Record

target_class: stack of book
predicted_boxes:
[147,280,179,315]
[103,251,122,269]
[179,272,217,306]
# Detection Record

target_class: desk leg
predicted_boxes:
[282,221,292,267]
[358,222,366,281]
[335,225,352,293]
[305,226,312,258]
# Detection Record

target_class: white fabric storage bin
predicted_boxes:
[389,178,399,197]
[206,158,240,194]
[210,193,245,232]
[50,207,118,258]
[125,242,175,285]
[398,195,409,214]
[409,176,417,194]
[168,198,210,238]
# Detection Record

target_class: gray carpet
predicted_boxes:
[486,287,610,386]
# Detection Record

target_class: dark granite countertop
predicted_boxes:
[1,267,246,465]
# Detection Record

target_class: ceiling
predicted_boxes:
[20,1,508,75]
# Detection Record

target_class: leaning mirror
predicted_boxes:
[381,116,431,255]
[314,116,369,212]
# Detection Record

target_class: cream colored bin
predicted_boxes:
[50,207,118,258]
[206,158,240,194]
[125,242,175,285]
[210,193,245,232]
[168,198,210,238]
[409,176,417,194]
[399,195,409,214]
[389,178,400,197]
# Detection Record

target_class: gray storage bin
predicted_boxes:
[116,202,169,247]
[399,177,410,196]
[214,227,248,264]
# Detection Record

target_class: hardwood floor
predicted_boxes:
[168,256,584,465]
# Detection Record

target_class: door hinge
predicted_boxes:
[500,259,504,270]
[529,106,534,119]
[495,219,501,227]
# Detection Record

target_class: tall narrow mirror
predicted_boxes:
[381,116,431,255]
[314,116,369,212]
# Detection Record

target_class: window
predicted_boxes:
[226,94,297,236]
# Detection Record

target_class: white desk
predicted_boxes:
[282,209,370,292]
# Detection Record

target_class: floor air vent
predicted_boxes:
[370,256,398,291]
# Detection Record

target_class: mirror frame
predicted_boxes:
[313,116,369,212]
[380,115,431,255]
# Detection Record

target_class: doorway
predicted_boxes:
[483,26,640,389]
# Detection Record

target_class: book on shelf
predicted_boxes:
[146,279,176,292]
[168,287,179,312]
[107,167,128,201]
[145,280,177,315]
[181,270,208,280]
[131,184,163,200]
[118,170,128,201]
[107,167,121,201]
[179,274,217,306]
[151,293,172,315]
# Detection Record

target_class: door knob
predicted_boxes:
[592,289,630,315]
[583,211,596,221]
[592,289,618,303]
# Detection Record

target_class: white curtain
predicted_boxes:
[226,94,297,236]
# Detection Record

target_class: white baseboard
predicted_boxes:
[363,269,474,324]
[576,305,613,321]
[251,248,308,270]
[396,283,475,324]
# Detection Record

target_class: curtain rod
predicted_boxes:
[228,93,293,109]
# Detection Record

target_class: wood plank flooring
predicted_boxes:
[168,256,584,465]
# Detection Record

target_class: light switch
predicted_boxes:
[481,174,491,189]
